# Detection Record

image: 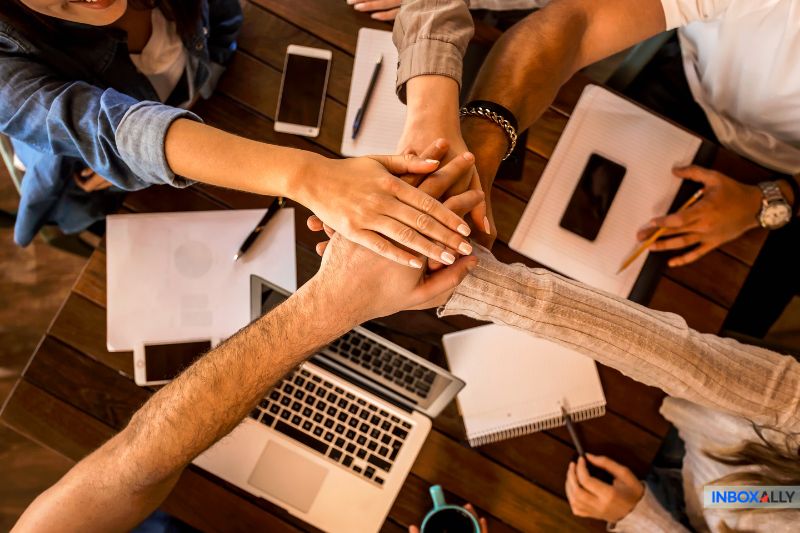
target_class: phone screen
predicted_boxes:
[277,54,330,127]
[144,340,211,382]
[259,285,288,317]
[559,154,626,241]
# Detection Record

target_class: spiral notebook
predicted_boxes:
[443,324,606,447]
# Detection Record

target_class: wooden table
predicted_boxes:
[1,1,774,531]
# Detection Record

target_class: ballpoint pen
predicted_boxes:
[233,196,285,261]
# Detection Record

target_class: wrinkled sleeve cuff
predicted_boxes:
[608,485,689,533]
[115,101,202,188]
[396,38,464,104]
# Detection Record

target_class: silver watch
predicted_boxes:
[757,181,792,230]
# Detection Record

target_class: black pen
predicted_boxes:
[561,404,585,456]
[233,197,285,262]
[351,55,383,139]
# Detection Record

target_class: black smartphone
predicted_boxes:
[559,154,626,241]
[135,340,211,386]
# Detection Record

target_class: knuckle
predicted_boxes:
[416,213,433,231]
[397,226,416,245]
[419,194,437,214]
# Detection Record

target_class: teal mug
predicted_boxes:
[420,485,481,533]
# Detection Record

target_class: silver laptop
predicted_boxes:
[194,275,465,532]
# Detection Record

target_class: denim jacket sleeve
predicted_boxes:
[0,31,201,190]
[207,0,244,65]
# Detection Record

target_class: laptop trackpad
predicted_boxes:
[248,440,328,513]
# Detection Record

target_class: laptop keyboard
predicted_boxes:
[326,330,437,399]
[249,366,411,487]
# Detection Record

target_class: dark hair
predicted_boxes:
[4,1,202,43]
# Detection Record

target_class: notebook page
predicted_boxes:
[107,209,297,351]
[443,325,605,443]
[510,85,701,297]
[341,29,406,156]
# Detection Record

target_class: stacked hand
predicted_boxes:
[309,140,485,265]
[306,149,478,268]
[565,455,644,523]
[637,166,762,267]
[345,0,401,21]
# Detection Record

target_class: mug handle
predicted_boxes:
[429,485,446,509]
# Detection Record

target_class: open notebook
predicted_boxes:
[510,85,702,298]
[443,324,606,447]
[340,28,406,156]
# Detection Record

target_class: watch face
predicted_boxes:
[761,203,792,229]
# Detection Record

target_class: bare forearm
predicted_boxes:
[14,278,353,531]
[164,118,322,200]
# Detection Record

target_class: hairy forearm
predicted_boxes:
[14,278,353,532]
[164,118,324,201]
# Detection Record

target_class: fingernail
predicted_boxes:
[346,0,356,4]
[425,159,439,165]
[462,152,474,162]
[457,223,471,236]
[441,251,455,265]
[483,216,491,234]
[409,258,423,269]
[353,3,364,9]
[458,242,472,255]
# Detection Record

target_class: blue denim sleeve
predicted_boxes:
[0,47,201,190]
[207,0,244,65]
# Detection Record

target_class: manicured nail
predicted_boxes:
[483,216,491,234]
[457,223,471,236]
[458,242,472,255]
[409,258,423,269]
[425,159,439,165]
[462,152,474,162]
[441,251,455,265]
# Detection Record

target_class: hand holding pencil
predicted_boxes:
[618,189,704,273]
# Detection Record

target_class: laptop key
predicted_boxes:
[357,435,367,446]
[250,408,261,420]
[375,477,384,486]
[292,401,302,411]
[269,391,280,401]
[323,419,334,429]
[346,443,356,453]
[324,432,334,442]
[381,434,392,445]
[370,429,380,439]
[269,404,280,414]
[367,441,378,451]
[343,455,353,467]
[305,396,315,405]
[368,454,391,472]
[335,437,345,448]
[274,421,328,455]
[360,423,370,433]
[302,421,313,431]
[280,410,290,420]
[370,415,381,425]
[302,407,313,417]
[335,424,345,434]
[353,466,362,474]
[346,430,356,440]
[280,396,291,407]
[348,418,359,428]
[294,390,304,400]
[313,413,323,423]
[329,448,342,462]
[338,398,348,408]
[291,415,302,425]
[313,427,323,437]
[261,414,275,427]
[378,446,389,457]
[392,427,409,439]
[338,412,348,422]
[365,466,375,479]
[381,421,391,431]
[357,449,367,459]
[327,406,337,417]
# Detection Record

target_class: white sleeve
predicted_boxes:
[659,0,733,29]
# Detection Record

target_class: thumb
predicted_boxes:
[586,454,638,485]
[410,255,478,309]
[672,165,719,186]
[370,153,440,175]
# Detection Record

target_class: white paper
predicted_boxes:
[107,208,296,351]
[510,85,702,297]
[443,325,606,443]
[340,28,406,156]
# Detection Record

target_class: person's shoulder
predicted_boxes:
[0,5,41,54]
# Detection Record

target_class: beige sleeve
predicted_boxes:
[392,0,474,102]
[439,246,800,433]
[609,486,691,533]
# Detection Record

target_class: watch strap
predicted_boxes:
[778,176,800,214]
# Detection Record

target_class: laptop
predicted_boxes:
[193,275,465,532]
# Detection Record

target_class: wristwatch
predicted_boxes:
[756,181,792,229]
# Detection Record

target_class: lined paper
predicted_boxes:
[510,85,702,297]
[341,29,406,156]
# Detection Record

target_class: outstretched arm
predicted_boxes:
[440,247,800,433]
[13,211,482,532]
